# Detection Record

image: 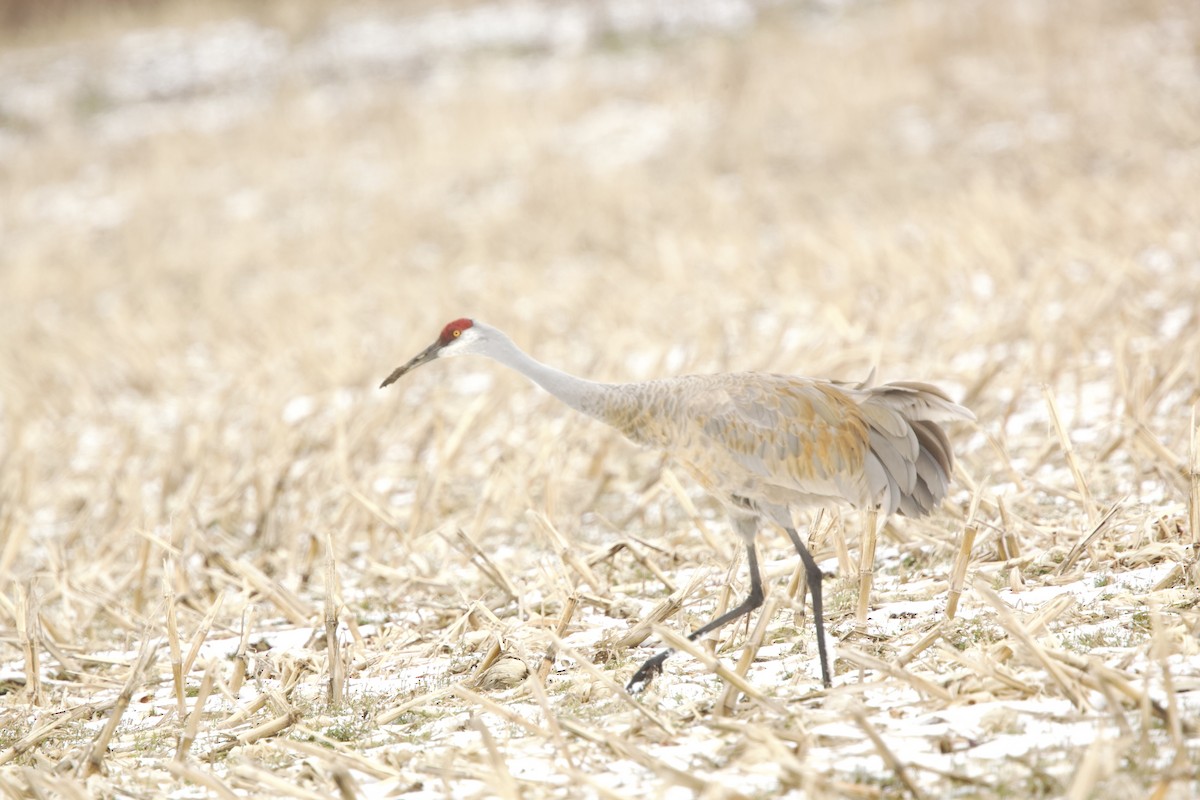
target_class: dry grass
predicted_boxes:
[1,0,1199,796]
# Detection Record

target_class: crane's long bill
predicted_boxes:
[380,341,440,388]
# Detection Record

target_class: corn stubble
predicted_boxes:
[1,1,1198,798]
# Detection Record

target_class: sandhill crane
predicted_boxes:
[382,318,974,690]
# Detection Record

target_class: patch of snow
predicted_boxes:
[1159,305,1192,339]
[559,100,703,172]
[283,394,317,425]
[105,21,286,103]
[452,370,495,394]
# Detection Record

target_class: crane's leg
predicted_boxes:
[627,523,764,693]
[783,527,832,688]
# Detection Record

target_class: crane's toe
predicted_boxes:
[626,651,670,693]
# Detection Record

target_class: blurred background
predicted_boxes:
[1,0,1198,795]
[2,0,1196,538]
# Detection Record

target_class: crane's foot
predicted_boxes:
[626,649,671,693]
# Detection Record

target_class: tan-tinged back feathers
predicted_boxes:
[588,373,970,521]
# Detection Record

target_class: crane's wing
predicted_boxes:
[677,376,875,510]
[676,375,972,518]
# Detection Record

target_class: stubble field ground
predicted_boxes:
[1,0,1199,797]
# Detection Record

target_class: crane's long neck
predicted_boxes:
[484,334,611,420]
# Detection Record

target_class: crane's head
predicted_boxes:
[380,318,489,388]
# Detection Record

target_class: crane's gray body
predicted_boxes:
[581,373,967,537]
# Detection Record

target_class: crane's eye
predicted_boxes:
[453,329,461,338]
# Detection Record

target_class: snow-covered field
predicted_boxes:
[1,0,1198,797]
